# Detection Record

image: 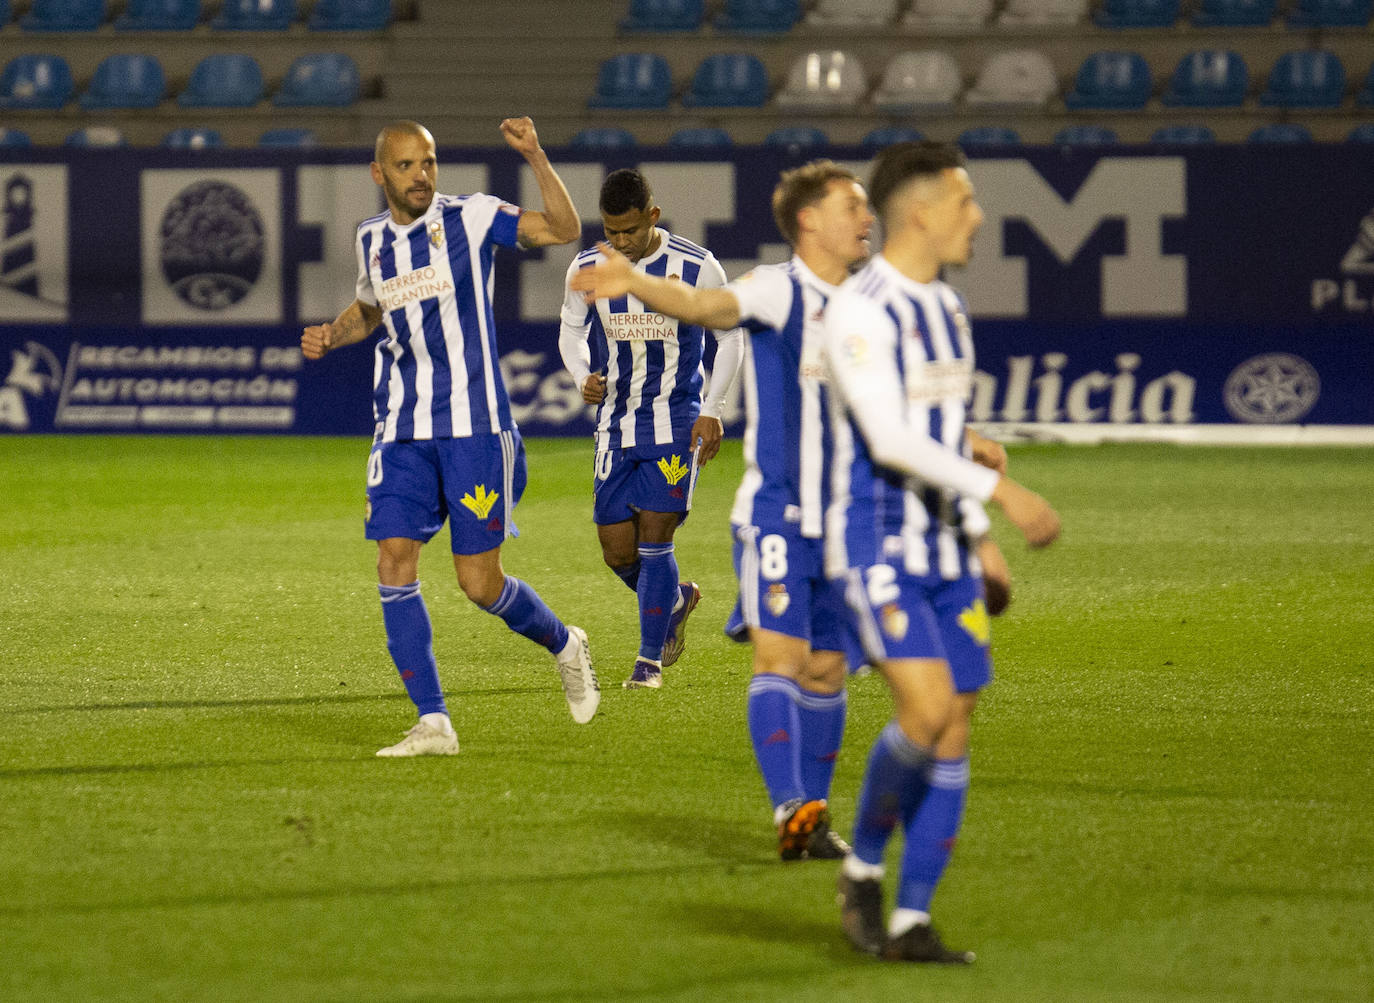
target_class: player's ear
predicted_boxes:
[648,206,661,226]
[370,162,384,186]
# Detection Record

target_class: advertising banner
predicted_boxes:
[2,146,1370,436]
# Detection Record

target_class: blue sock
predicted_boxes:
[897,757,970,912]
[797,688,846,803]
[379,582,446,716]
[612,560,641,592]
[481,576,569,654]
[636,542,677,661]
[746,674,806,809]
[850,722,933,867]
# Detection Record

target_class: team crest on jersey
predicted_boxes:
[459,484,499,519]
[657,454,689,486]
[881,603,909,641]
[428,220,443,248]
[764,584,791,617]
[958,599,991,646]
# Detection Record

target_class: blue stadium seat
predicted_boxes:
[309,0,390,30]
[1286,0,1371,26]
[570,127,637,151]
[0,127,32,146]
[213,0,295,29]
[1259,50,1345,108]
[1064,51,1152,109]
[588,53,672,109]
[0,0,12,25]
[957,126,1021,147]
[1053,124,1119,145]
[115,0,199,30]
[272,53,360,106]
[714,0,801,32]
[65,125,126,146]
[1357,62,1374,105]
[79,53,166,108]
[1094,0,1179,27]
[667,126,733,148]
[22,0,105,30]
[163,126,222,148]
[1247,123,1313,143]
[620,0,704,31]
[1150,123,1217,143]
[0,54,74,108]
[764,125,828,151]
[861,125,925,149]
[682,53,769,107]
[1346,122,1374,142]
[1191,0,1274,25]
[179,53,264,107]
[259,127,317,146]
[1161,50,1248,107]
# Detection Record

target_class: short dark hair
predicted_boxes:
[867,141,966,222]
[599,169,653,216]
[771,160,861,245]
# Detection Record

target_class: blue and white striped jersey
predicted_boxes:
[354,191,522,443]
[726,257,839,539]
[561,228,734,451]
[822,254,998,581]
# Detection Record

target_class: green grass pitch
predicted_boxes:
[2,436,1371,1001]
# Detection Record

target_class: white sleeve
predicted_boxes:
[559,256,595,387]
[726,265,794,330]
[701,326,742,420]
[823,289,1000,502]
[354,227,377,306]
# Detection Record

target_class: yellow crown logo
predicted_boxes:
[958,599,991,646]
[657,453,689,486]
[459,484,499,520]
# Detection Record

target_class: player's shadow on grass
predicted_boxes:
[593,809,770,866]
[678,901,856,957]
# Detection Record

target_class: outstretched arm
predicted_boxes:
[571,242,743,330]
[302,299,384,360]
[502,117,580,248]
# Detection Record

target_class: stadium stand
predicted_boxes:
[570,126,637,150]
[872,50,962,114]
[775,50,867,111]
[712,0,801,33]
[1063,51,1152,110]
[308,0,392,31]
[1161,50,1249,108]
[999,0,1088,25]
[0,0,9,25]
[258,127,318,146]
[0,54,75,109]
[162,126,222,148]
[1248,122,1315,142]
[0,127,32,145]
[681,52,770,107]
[178,54,265,108]
[1094,0,1181,27]
[272,52,360,106]
[1285,0,1372,27]
[1190,0,1276,26]
[1053,124,1120,144]
[619,0,704,31]
[114,0,200,31]
[763,124,829,151]
[806,0,901,28]
[1348,122,1374,141]
[861,125,925,148]
[958,125,1023,146]
[667,126,733,148]
[588,53,672,109]
[1259,50,1346,108]
[1357,62,1374,105]
[965,50,1059,108]
[22,0,105,31]
[212,0,295,30]
[79,53,166,109]
[1150,123,1219,143]
[903,0,993,29]
[65,125,126,145]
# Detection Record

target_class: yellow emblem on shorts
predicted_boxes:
[657,454,689,486]
[958,599,992,646]
[764,583,790,617]
[460,484,499,519]
[881,603,908,641]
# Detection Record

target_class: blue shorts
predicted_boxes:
[365,430,525,555]
[840,564,992,693]
[726,522,863,666]
[593,438,699,525]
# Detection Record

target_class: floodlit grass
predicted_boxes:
[1,437,1371,1001]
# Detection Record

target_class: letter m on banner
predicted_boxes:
[960,157,1186,318]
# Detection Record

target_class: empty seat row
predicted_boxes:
[0,125,318,146]
[618,0,1372,31]
[590,50,1374,113]
[566,122,1374,151]
[0,0,392,31]
[0,52,361,109]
